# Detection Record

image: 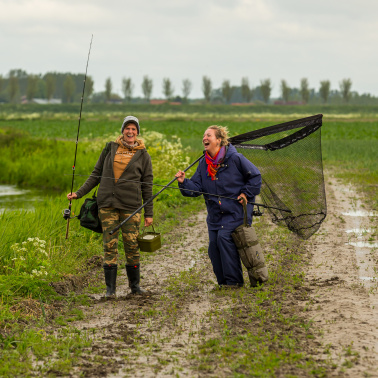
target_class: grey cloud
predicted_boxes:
[0,0,377,97]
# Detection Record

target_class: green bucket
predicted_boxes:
[137,224,161,252]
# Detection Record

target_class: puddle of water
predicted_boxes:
[345,228,372,235]
[340,187,355,193]
[338,188,377,289]
[342,210,378,217]
[346,242,378,248]
[185,259,196,271]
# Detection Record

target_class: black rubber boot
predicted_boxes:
[103,264,117,298]
[125,264,146,294]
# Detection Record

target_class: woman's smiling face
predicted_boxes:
[122,123,138,144]
[203,128,221,157]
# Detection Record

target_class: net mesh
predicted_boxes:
[229,114,326,240]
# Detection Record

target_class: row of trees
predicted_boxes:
[0,70,94,103]
[0,69,366,105]
[101,76,355,104]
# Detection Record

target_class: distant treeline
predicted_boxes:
[0,69,93,104]
[1,69,377,106]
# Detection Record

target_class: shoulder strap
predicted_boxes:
[104,142,111,156]
[99,142,112,181]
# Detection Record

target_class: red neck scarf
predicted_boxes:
[205,146,226,180]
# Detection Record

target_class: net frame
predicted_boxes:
[229,114,326,240]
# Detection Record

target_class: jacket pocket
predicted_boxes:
[117,181,139,207]
[206,199,221,223]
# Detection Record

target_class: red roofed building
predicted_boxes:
[150,99,167,105]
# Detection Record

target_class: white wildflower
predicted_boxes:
[11,243,19,250]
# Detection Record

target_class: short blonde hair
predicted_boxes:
[207,125,229,146]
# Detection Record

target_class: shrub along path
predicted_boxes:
[27,174,377,377]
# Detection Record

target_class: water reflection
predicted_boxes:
[0,185,45,213]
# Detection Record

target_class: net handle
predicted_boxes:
[241,198,249,227]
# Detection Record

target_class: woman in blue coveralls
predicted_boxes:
[175,125,261,287]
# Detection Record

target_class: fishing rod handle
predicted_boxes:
[65,201,72,239]
[65,219,70,239]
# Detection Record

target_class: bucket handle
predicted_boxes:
[140,224,158,235]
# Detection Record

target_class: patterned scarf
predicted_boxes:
[120,137,139,149]
[205,146,226,180]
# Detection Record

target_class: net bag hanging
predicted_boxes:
[229,114,326,240]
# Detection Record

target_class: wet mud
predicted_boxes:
[305,175,378,377]
[40,173,377,377]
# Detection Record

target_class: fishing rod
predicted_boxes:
[108,154,292,235]
[70,173,291,214]
[63,35,93,240]
[109,154,205,235]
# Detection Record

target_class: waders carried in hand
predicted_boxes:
[232,199,268,287]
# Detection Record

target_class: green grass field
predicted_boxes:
[0,104,377,376]
[1,105,376,202]
[0,104,376,276]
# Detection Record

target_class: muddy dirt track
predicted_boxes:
[56,173,377,377]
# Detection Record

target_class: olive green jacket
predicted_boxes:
[76,142,153,217]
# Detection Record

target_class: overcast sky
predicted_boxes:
[1,0,377,98]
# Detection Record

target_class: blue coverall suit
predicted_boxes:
[179,144,261,285]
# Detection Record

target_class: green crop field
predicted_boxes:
[0,104,376,277]
[1,104,376,201]
[0,103,377,376]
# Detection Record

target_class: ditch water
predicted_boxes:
[0,184,47,213]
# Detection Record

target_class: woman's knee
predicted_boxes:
[125,249,140,265]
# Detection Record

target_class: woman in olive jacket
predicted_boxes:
[67,116,153,298]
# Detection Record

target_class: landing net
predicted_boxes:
[229,114,326,240]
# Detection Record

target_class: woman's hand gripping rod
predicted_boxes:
[109,154,205,235]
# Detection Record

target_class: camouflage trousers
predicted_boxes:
[99,208,141,266]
